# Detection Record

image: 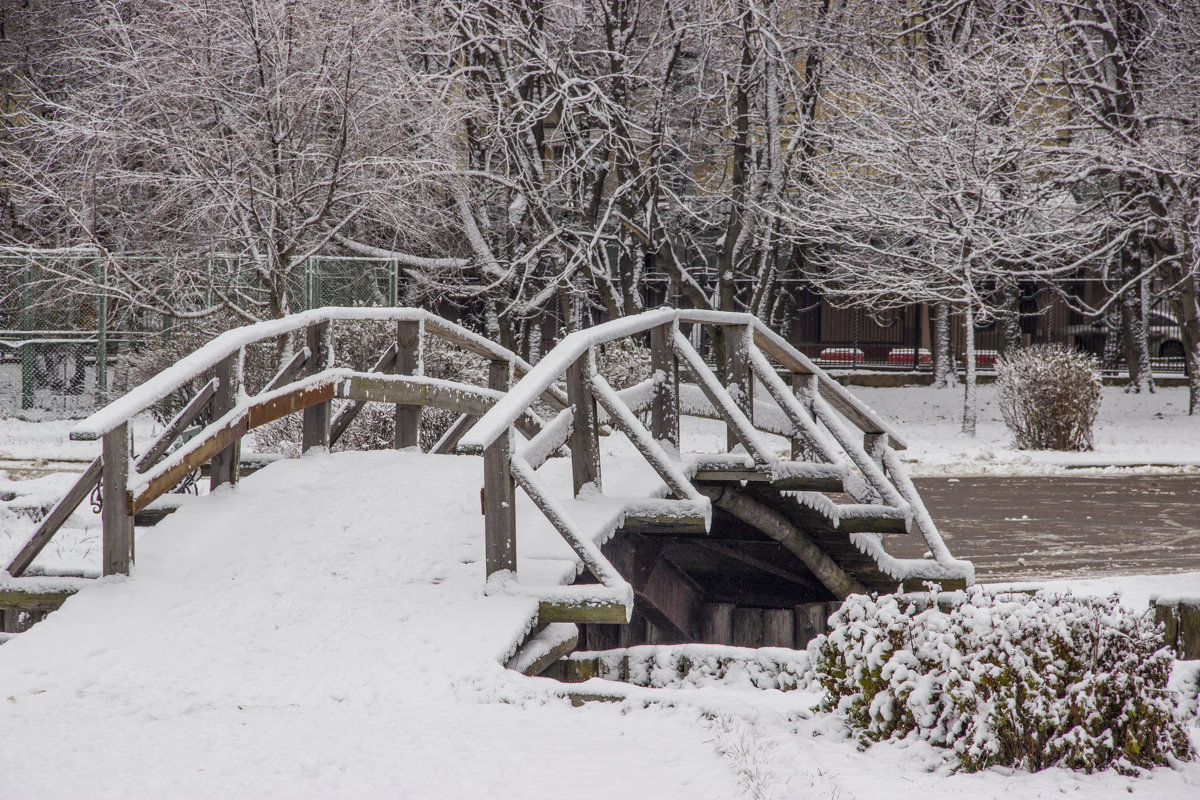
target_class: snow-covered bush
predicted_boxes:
[996,344,1101,451]
[596,337,652,390]
[809,589,1193,774]
[567,644,808,691]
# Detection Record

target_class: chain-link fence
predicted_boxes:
[1,252,399,419]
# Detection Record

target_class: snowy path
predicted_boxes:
[0,450,744,799]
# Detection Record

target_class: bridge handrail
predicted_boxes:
[459,309,906,453]
[69,307,549,441]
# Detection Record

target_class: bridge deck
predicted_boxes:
[0,449,751,798]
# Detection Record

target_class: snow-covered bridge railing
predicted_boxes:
[460,309,972,632]
[6,308,564,579]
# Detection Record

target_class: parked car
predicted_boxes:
[1061,310,1185,362]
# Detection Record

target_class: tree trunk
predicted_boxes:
[1118,249,1155,393]
[962,303,977,436]
[996,279,1023,357]
[1174,276,1200,415]
[932,301,958,388]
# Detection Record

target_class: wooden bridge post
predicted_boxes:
[791,372,818,459]
[566,350,602,496]
[395,320,421,449]
[483,429,517,576]
[101,422,133,576]
[210,350,242,488]
[650,323,680,449]
[484,356,517,577]
[723,325,753,452]
[302,322,331,452]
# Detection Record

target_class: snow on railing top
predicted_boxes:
[70,307,534,441]
[459,308,907,453]
[458,309,678,453]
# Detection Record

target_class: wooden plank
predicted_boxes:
[508,625,580,677]
[537,599,629,625]
[619,512,708,536]
[302,322,331,452]
[133,418,249,513]
[6,456,102,577]
[1154,600,1180,651]
[702,602,735,644]
[395,320,421,449]
[835,511,910,535]
[565,355,601,496]
[693,468,768,483]
[762,609,795,648]
[338,375,497,416]
[650,323,679,447]
[483,427,516,576]
[636,553,705,642]
[0,588,78,611]
[751,327,815,375]
[732,607,765,648]
[794,602,828,645]
[209,352,242,489]
[134,378,218,474]
[247,383,337,430]
[102,423,134,576]
[1179,602,1200,661]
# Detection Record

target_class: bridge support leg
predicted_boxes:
[101,422,133,576]
[566,353,601,496]
[723,325,753,452]
[483,425,516,576]
[395,320,421,449]
[650,323,679,449]
[210,351,242,488]
[302,322,331,452]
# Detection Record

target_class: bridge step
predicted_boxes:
[506,622,579,676]
[537,598,630,625]
[690,458,846,493]
[0,583,81,640]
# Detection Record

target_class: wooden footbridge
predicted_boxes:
[0,308,971,672]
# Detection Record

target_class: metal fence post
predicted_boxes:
[96,260,108,402]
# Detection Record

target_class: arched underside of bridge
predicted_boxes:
[3,307,972,664]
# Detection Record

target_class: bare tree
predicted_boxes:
[3,0,448,333]
[1052,0,1200,408]
[792,0,1099,434]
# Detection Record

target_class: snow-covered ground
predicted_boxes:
[853,382,1200,476]
[1,383,1198,798]
[0,448,1195,799]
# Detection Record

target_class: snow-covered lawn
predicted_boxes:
[0,449,1194,799]
[852,382,1200,476]
[0,384,1197,798]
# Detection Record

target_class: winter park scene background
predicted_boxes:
[2,1,1200,798]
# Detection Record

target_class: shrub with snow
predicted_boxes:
[596,337,652,391]
[809,589,1193,774]
[996,344,1101,451]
